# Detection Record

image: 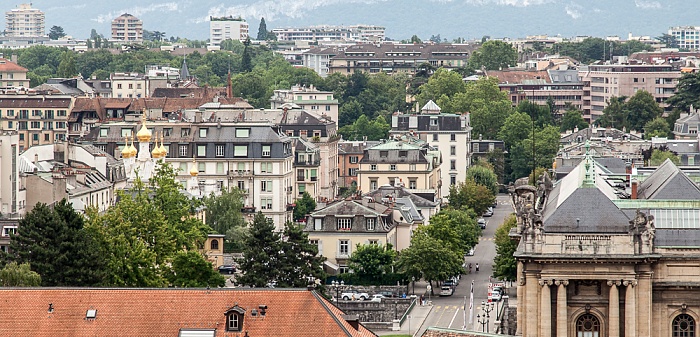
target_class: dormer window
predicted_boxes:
[225,305,245,332]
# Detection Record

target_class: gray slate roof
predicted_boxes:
[656,229,700,247]
[543,188,630,233]
[637,159,700,200]
[363,185,439,208]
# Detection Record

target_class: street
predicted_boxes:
[416,193,512,335]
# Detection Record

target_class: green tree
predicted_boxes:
[485,148,506,184]
[410,35,422,43]
[656,33,680,48]
[626,90,663,131]
[466,165,498,196]
[452,77,513,139]
[48,26,66,40]
[277,222,325,288]
[447,179,495,216]
[257,18,268,40]
[396,233,463,294]
[667,72,700,112]
[293,192,317,221]
[596,96,628,129]
[650,149,680,166]
[509,126,561,180]
[241,38,252,72]
[348,243,396,284]
[415,68,466,112]
[492,214,518,281]
[560,108,589,132]
[420,208,481,255]
[203,187,246,250]
[467,40,517,70]
[517,100,552,127]
[644,117,671,139]
[237,212,281,287]
[166,251,226,287]
[7,199,105,286]
[498,111,533,151]
[0,262,41,286]
[57,51,77,78]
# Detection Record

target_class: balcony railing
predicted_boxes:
[241,206,256,213]
[228,169,253,176]
[295,159,321,167]
[297,175,306,182]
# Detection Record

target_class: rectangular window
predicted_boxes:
[370,180,378,190]
[44,134,49,141]
[369,239,379,245]
[451,134,456,141]
[349,168,357,176]
[236,128,250,138]
[199,128,208,138]
[32,109,41,116]
[6,110,14,117]
[450,146,456,156]
[215,144,224,157]
[366,218,375,231]
[339,240,350,255]
[370,164,377,171]
[261,180,272,192]
[179,162,187,172]
[30,121,40,129]
[409,164,416,171]
[163,128,172,136]
[349,156,358,164]
[298,184,306,196]
[409,180,417,189]
[33,134,39,141]
[399,151,407,157]
[179,145,188,157]
[432,134,438,141]
[430,118,438,126]
[262,145,271,157]
[197,145,206,157]
[451,160,456,170]
[216,162,224,174]
[261,197,273,210]
[181,128,190,137]
[261,162,273,173]
[198,162,205,173]
[337,218,352,230]
[234,146,248,157]
[237,180,245,190]
[380,151,388,158]
[7,121,12,129]
[451,176,457,185]
[314,218,323,230]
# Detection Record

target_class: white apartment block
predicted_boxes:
[302,48,336,77]
[669,26,700,50]
[111,13,143,42]
[272,25,385,42]
[270,85,339,126]
[111,73,148,98]
[5,3,45,38]
[209,16,249,46]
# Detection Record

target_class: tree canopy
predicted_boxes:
[466,165,499,196]
[492,214,518,281]
[293,192,317,221]
[48,26,66,40]
[667,72,700,112]
[348,243,397,284]
[467,40,517,71]
[597,91,663,132]
[447,179,495,216]
[650,149,680,166]
[0,262,41,287]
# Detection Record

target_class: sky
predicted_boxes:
[2,0,696,41]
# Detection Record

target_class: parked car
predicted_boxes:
[443,280,456,288]
[440,285,454,296]
[490,288,502,302]
[483,207,494,217]
[478,218,486,229]
[370,294,386,302]
[218,265,236,274]
[377,290,396,298]
[341,290,369,301]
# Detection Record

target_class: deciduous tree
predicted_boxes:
[166,251,226,287]
[560,108,589,132]
[447,179,495,216]
[348,244,396,284]
[466,165,499,196]
[492,214,517,281]
[644,117,671,139]
[0,262,41,286]
[667,72,700,112]
[293,192,317,221]
[396,233,463,294]
[467,40,517,70]
[650,149,680,166]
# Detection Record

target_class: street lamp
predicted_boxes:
[477,313,487,332]
[411,276,415,295]
[394,299,399,320]
[331,280,345,309]
[481,301,494,333]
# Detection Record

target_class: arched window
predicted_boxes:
[576,313,600,337]
[673,314,696,337]
[211,239,219,250]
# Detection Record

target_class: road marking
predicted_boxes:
[448,304,460,328]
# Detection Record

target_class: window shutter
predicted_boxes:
[318,240,323,254]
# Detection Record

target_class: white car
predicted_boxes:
[370,294,386,302]
[490,288,502,302]
[341,290,369,301]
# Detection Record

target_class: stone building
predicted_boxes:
[513,142,700,337]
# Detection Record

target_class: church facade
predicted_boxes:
[514,146,700,337]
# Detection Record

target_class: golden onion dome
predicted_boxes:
[158,135,168,158]
[189,159,199,176]
[126,136,138,157]
[121,137,134,158]
[151,134,164,158]
[136,114,152,142]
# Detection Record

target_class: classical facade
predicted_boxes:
[514,143,700,337]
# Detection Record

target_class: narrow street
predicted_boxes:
[416,193,512,335]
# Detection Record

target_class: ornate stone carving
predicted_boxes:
[519,276,526,286]
[622,280,638,287]
[607,280,622,287]
[539,279,552,286]
[554,279,569,286]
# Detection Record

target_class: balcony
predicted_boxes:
[241,206,256,213]
[311,176,317,182]
[295,159,320,167]
[83,117,99,124]
[228,169,253,177]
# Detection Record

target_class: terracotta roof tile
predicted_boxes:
[0,58,28,72]
[0,288,377,337]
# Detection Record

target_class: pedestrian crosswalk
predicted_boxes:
[434,305,461,310]
[479,237,494,241]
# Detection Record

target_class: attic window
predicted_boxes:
[225,305,245,332]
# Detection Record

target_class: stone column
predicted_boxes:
[555,279,569,337]
[637,268,653,336]
[525,271,539,337]
[539,279,552,337]
[624,280,637,337]
[516,262,524,336]
[608,280,621,337]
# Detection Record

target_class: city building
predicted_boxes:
[470,137,506,165]
[292,137,321,200]
[0,288,376,337]
[111,13,143,42]
[390,100,470,199]
[302,47,338,77]
[329,43,476,75]
[270,85,339,125]
[0,132,24,218]
[110,72,148,98]
[0,57,30,89]
[357,138,441,199]
[338,139,379,192]
[0,95,73,151]
[513,143,700,336]
[209,16,249,46]
[486,69,584,111]
[673,111,700,140]
[579,64,682,120]
[271,25,385,43]
[4,3,45,38]
[669,26,700,50]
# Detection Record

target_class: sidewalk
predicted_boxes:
[375,301,433,336]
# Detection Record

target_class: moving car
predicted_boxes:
[440,285,454,296]
[478,218,486,229]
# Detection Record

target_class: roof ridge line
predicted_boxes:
[310,290,354,337]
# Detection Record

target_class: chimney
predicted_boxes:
[195,110,202,123]
[631,180,638,199]
[34,153,38,165]
[342,315,360,331]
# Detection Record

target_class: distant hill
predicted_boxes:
[3,0,694,42]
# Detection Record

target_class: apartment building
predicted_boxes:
[0,132,24,218]
[329,43,476,75]
[270,85,339,125]
[487,69,584,111]
[110,73,148,98]
[579,64,681,121]
[209,16,249,46]
[111,13,143,42]
[292,137,321,200]
[87,121,295,229]
[669,26,700,50]
[357,139,441,199]
[0,58,29,89]
[0,96,73,151]
[4,3,45,38]
[390,100,470,200]
[271,25,385,42]
[338,139,379,192]
[302,47,337,78]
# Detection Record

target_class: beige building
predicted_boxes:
[579,64,681,121]
[209,16,249,45]
[0,133,24,218]
[292,137,320,200]
[5,3,44,38]
[111,13,143,42]
[110,73,148,98]
[270,85,339,126]
[357,139,441,198]
[0,58,29,89]
[0,95,73,151]
[202,234,225,268]
[514,148,700,337]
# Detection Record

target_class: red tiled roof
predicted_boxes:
[0,58,28,73]
[0,288,376,337]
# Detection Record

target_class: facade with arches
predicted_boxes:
[513,151,700,336]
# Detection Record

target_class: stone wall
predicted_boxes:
[421,327,515,337]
